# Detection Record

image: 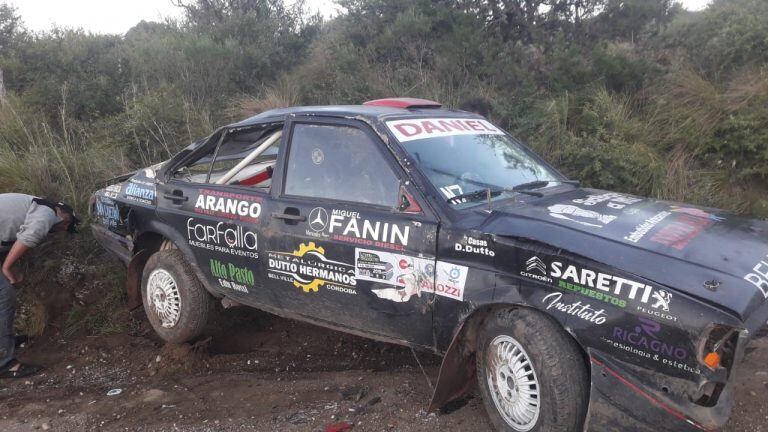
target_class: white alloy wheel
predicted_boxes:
[486,334,541,431]
[147,269,182,328]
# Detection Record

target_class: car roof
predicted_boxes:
[227,104,482,128]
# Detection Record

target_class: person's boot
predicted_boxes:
[14,335,28,348]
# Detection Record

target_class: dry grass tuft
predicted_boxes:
[15,294,48,337]
[226,78,301,121]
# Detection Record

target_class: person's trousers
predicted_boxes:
[0,272,16,368]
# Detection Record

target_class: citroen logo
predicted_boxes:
[308,207,328,232]
[526,257,547,274]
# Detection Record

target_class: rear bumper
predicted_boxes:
[91,224,132,264]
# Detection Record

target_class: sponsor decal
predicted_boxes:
[194,189,262,223]
[636,289,675,322]
[356,250,394,282]
[268,242,356,294]
[548,204,615,227]
[623,206,723,249]
[669,206,725,221]
[549,193,642,228]
[210,259,253,293]
[104,183,122,199]
[525,257,547,274]
[542,292,607,325]
[440,184,464,202]
[308,207,329,232]
[572,193,643,208]
[556,280,626,308]
[128,178,155,186]
[602,316,700,375]
[386,118,505,143]
[355,248,468,302]
[650,214,712,250]
[520,256,675,319]
[624,211,671,243]
[431,261,468,301]
[519,256,554,285]
[186,218,259,258]
[306,207,410,251]
[649,207,722,250]
[124,181,156,205]
[636,304,676,322]
[745,253,768,299]
[356,248,433,302]
[94,196,120,228]
[454,236,495,257]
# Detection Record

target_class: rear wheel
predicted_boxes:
[141,249,214,343]
[476,308,589,432]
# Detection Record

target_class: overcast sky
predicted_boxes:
[8,0,711,35]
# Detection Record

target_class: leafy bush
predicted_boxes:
[0,0,767,220]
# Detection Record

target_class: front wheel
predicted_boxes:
[141,249,214,343]
[476,308,589,432]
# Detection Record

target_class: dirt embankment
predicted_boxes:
[0,305,767,432]
[2,246,767,432]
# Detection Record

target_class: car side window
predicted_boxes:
[284,123,400,207]
[173,127,282,189]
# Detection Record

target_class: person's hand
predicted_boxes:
[2,266,23,285]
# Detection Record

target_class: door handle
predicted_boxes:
[163,190,188,202]
[271,212,306,222]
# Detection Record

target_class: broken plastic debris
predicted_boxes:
[325,422,353,432]
[106,388,122,396]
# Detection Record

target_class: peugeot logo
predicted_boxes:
[308,207,329,232]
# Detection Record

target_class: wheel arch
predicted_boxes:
[126,230,169,310]
[125,221,215,310]
[428,301,591,412]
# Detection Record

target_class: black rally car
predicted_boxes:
[90,98,768,432]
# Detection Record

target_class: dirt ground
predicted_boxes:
[0,306,767,432]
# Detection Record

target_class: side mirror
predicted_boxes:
[397,184,422,214]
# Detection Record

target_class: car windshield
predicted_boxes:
[388,118,561,208]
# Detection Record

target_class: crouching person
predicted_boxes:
[0,193,80,378]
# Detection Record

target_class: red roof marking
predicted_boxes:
[363,98,442,109]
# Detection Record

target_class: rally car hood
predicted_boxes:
[483,188,768,330]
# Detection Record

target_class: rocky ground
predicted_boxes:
[0,306,766,432]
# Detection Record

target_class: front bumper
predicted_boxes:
[584,340,749,432]
[91,224,132,264]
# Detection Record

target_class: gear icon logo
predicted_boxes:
[293,279,324,293]
[291,242,326,293]
[293,242,325,257]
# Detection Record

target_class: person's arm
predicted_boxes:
[3,203,58,285]
[2,242,29,284]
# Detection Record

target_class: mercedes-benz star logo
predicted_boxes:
[308,207,329,232]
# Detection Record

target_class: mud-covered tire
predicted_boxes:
[476,308,589,432]
[141,249,213,343]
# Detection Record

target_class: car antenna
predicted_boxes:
[486,187,492,213]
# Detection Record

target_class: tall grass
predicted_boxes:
[0,94,131,212]
[523,68,768,217]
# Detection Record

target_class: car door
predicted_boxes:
[155,124,282,307]
[262,116,440,347]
